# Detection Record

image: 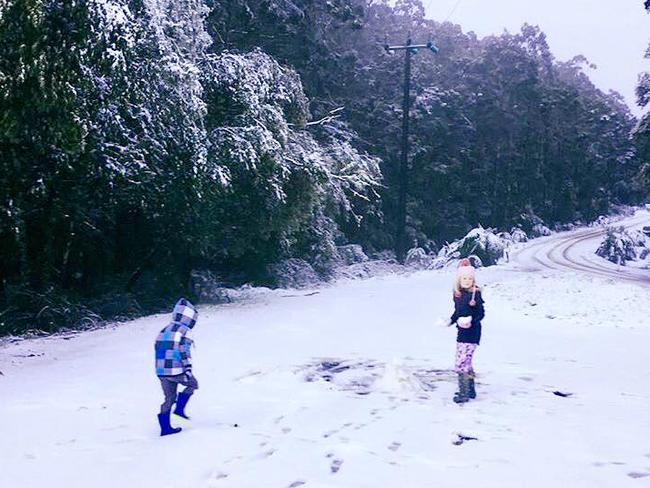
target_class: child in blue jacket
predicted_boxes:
[154,298,199,436]
[449,259,485,404]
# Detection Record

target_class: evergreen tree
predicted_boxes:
[633,1,650,191]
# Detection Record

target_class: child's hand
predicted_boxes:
[434,317,453,327]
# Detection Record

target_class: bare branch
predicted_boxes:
[289,107,345,128]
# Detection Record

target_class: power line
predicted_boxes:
[443,0,463,23]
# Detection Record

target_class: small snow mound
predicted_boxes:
[405,247,431,269]
[514,209,552,237]
[509,228,528,243]
[594,215,613,227]
[376,359,414,393]
[191,271,273,303]
[531,223,552,237]
[434,225,511,267]
[336,244,369,265]
[628,229,648,247]
[190,270,233,303]
[334,260,404,280]
[268,259,321,289]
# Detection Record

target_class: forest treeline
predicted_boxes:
[1,0,648,334]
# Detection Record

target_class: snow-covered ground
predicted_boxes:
[2,212,650,488]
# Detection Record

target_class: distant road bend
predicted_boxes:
[508,211,650,287]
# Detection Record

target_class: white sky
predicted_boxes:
[422,0,650,117]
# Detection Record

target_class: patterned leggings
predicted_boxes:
[455,342,478,374]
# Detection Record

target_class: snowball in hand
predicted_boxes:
[457,316,472,329]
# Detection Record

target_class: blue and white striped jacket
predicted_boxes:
[155,298,198,377]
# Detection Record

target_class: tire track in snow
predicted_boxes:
[510,213,650,287]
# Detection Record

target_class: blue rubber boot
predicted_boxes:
[158,412,182,436]
[174,391,192,419]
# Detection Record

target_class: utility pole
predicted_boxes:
[384,36,438,263]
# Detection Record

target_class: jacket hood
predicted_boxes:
[171,298,198,328]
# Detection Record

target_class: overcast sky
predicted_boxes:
[422,0,650,117]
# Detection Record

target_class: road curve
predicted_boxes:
[508,211,650,287]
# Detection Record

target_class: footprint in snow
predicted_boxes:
[234,370,263,382]
[224,455,244,465]
[115,437,144,445]
[330,458,344,474]
[55,439,77,446]
[206,471,229,486]
[510,390,528,396]
[628,472,650,479]
[388,442,401,452]
[257,449,275,459]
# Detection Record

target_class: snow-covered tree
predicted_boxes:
[596,227,638,265]
[198,50,381,277]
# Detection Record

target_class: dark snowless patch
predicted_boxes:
[453,433,478,446]
[298,358,455,396]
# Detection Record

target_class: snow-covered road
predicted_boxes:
[1,211,650,488]
[509,211,650,286]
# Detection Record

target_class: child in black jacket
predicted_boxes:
[449,258,485,403]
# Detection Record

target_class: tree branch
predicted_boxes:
[289,107,345,128]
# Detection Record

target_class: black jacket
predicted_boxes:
[450,288,485,345]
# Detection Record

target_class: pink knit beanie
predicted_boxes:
[457,258,475,279]
[456,258,477,305]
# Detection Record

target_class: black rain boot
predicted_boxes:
[158,412,182,436]
[467,374,476,400]
[453,373,469,404]
[174,391,192,419]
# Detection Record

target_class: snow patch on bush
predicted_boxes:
[509,228,528,243]
[595,227,647,265]
[405,247,432,269]
[190,271,273,303]
[336,245,369,266]
[334,260,405,280]
[268,259,321,289]
[531,223,552,237]
[514,210,552,238]
[432,225,514,268]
